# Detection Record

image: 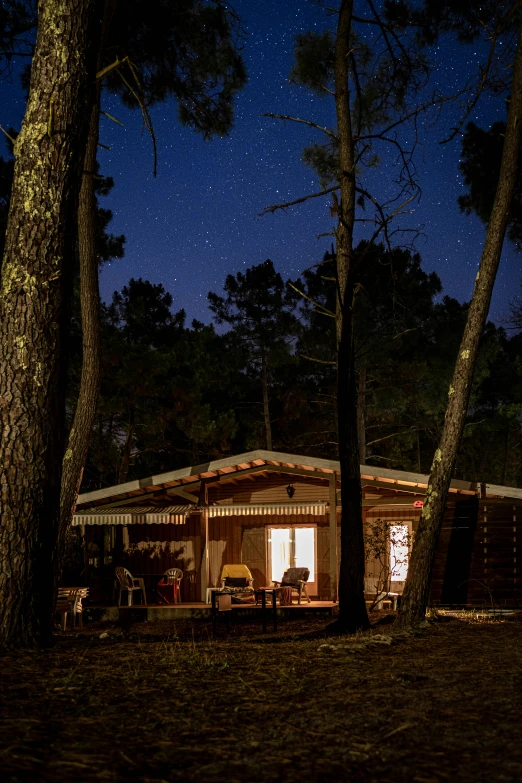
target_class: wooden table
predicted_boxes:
[254,587,285,632]
[210,587,284,635]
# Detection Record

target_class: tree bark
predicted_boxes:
[330,0,370,633]
[59,103,101,546]
[261,354,273,450]
[59,0,115,564]
[398,18,522,628]
[0,0,100,648]
[118,410,135,484]
[357,366,367,465]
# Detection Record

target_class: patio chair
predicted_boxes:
[273,567,311,604]
[220,564,254,599]
[114,567,147,606]
[157,568,183,604]
[55,587,89,630]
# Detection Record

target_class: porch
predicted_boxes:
[87,599,339,623]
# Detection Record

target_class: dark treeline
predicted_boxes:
[72,247,522,491]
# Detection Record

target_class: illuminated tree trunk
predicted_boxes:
[0,0,99,648]
[332,0,370,633]
[398,18,522,627]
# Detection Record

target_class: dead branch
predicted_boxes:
[262,113,338,139]
[0,125,16,144]
[300,354,336,365]
[366,428,424,447]
[441,26,500,144]
[260,185,339,216]
[101,110,124,126]
[288,281,336,318]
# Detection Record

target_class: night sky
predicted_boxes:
[1,1,519,324]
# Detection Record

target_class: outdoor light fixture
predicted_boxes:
[286,484,295,498]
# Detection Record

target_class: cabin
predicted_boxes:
[72,450,522,608]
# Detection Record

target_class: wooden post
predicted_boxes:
[329,475,338,602]
[200,510,209,602]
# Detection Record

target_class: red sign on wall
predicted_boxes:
[413,500,424,508]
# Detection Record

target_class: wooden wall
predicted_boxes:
[208,513,330,596]
[366,499,522,607]
[210,474,330,504]
[85,516,203,602]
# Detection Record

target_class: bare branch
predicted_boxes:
[441,28,499,144]
[300,354,337,365]
[367,428,424,447]
[260,185,339,216]
[101,110,124,127]
[288,282,336,318]
[262,113,338,140]
[0,125,16,144]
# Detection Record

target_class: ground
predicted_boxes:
[1,612,522,782]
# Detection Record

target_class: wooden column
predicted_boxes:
[199,480,210,601]
[200,511,209,601]
[329,475,338,602]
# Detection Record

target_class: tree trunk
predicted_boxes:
[59,0,115,566]
[59,103,101,547]
[0,0,100,648]
[398,19,522,628]
[261,354,273,450]
[330,0,370,633]
[118,410,135,484]
[357,366,367,465]
[501,428,509,486]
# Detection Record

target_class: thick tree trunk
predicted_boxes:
[398,19,522,628]
[357,366,367,465]
[261,354,273,451]
[0,0,99,648]
[59,102,102,551]
[331,0,370,633]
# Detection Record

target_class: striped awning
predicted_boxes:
[207,502,327,517]
[71,505,191,526]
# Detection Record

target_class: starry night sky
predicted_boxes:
[1,1,519,324]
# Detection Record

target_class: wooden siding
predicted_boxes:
[207,512,331,594]
[85,516,203,602]
[468,502,521,605]
[210,474,331,505]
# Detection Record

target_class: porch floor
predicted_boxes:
[88,600,338,622]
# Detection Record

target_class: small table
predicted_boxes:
[211,590,233,636]
[254,587,285,632]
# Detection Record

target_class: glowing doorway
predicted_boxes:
[268,526,316,595]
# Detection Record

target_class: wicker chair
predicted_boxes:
[273,567,311,604]
[114,567,147,606]
[157,568,183,604]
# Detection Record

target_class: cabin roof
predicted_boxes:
[76,450,522,511]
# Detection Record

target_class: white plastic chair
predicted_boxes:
[114,567,146,606]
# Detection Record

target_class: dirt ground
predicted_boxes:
[1,612,522,783]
